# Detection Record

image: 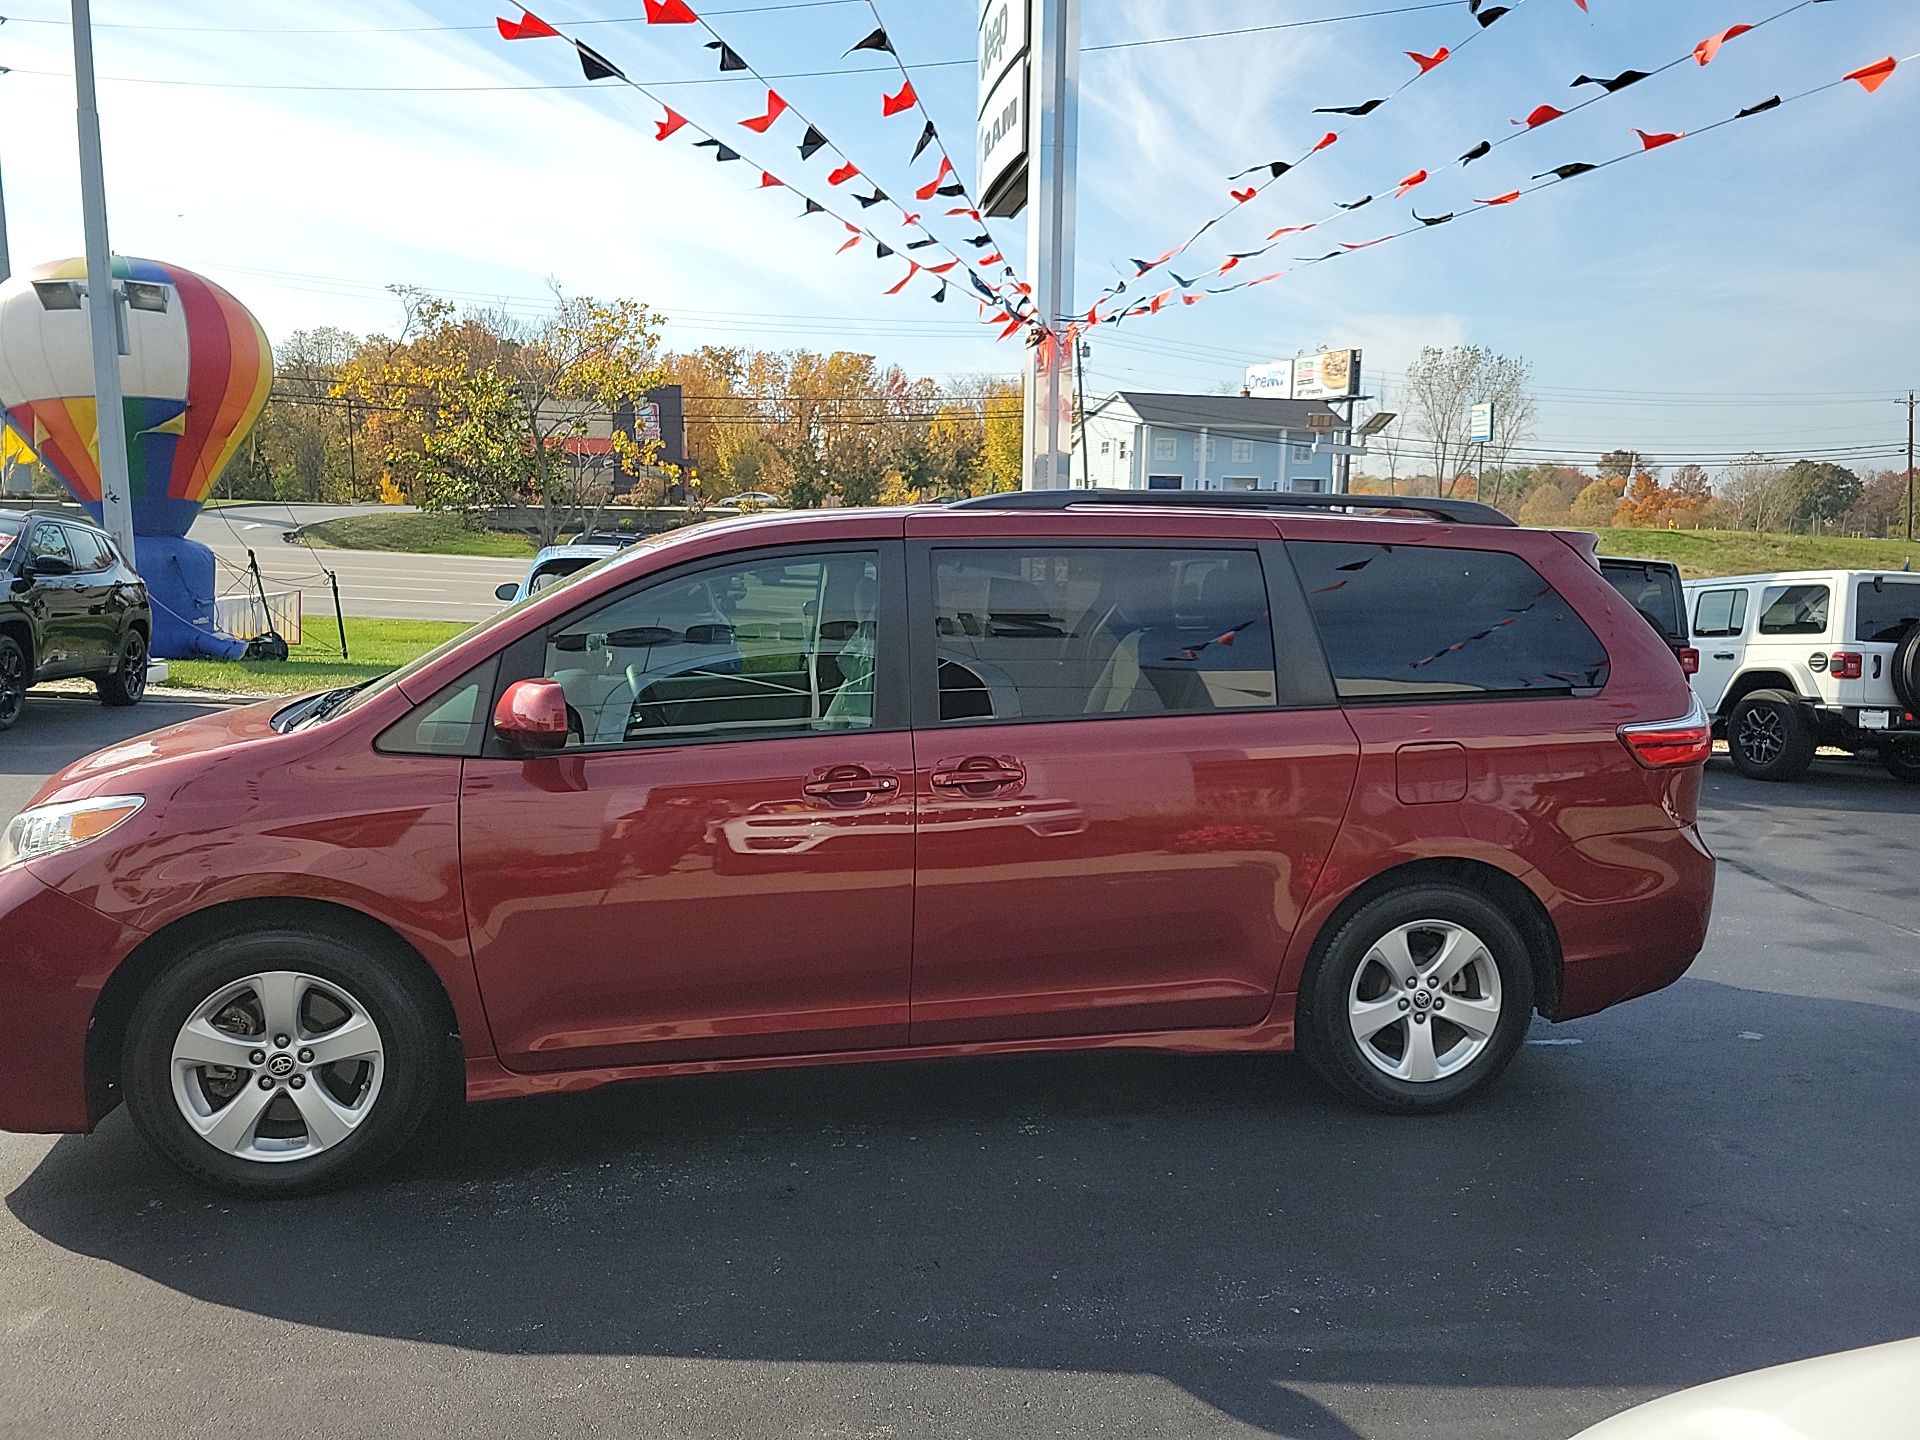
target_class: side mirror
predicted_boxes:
[494,582,520,602]
[26,555,73,577]
[491,678,570,755]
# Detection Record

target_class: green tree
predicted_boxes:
[1777,460,1861,529]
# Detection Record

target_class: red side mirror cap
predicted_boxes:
[492,679,570,754]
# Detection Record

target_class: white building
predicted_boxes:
[1076,392,1352,493]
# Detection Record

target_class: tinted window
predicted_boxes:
[1600,560,1683,642]
[1758,584,1829,636]
[63,527,108,572]
[375,656,501,756]
[1856,580,1920,644]
[545,552,878,746]
[1692,587,1748,638]
[27,524,73,565]
[931,547,1277,721]
[1291,542,1610,699]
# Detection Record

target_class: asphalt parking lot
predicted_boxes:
[1,698,1916,1440]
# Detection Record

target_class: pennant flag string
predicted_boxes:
[491,9,1029,329]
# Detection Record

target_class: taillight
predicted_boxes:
[1679,647,1699,675]
[1831,651,1863,680]
[1619,696,1713,768]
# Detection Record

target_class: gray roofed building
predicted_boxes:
[1076,391,1353,493]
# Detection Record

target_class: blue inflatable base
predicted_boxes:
[130,535,247,661]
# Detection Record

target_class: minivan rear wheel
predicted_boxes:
[1726,689,1816,781]
[1299,884,1535,1113]
[122,925,444,1197]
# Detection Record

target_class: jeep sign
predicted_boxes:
[978,0,1030,216]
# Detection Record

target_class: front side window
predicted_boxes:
[376,656,502,756]
[27,524,73,567]
[932,547,1277,722]
[545,552,879,746]
[1292,542,1610,700]
[1693,587,1748,638]
[1856,580,1920,643]
[1758,584,1830,637]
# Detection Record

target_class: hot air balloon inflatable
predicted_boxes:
[0,255,271,658]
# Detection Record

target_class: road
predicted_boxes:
[0,711,1916,1439]
[189,504,524,623]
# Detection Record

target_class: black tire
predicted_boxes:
[1297,883,1536,1114]
[1726,688,1817,781]
[0,633,25,732]
[121,920,447,1198]
[1893,629,1920,716]
[1882,745,1920,785]
[95,628,148,706]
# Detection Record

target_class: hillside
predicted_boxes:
[1591,528,1919,579]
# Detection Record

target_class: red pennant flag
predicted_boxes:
[1148,290,1173,313]
[758,172,783,188]
[740,91,787,133]
[1217,256,1240,274]
[1407,47,1449,74]
[1181,294,1203,306]
[1515,105,1564,128]
[900,212,920,226]
[1248,272,1285,287]
[1845,56,1897,93]
[827,161,859,185]
[977,251,1003,266]
[837,225,862,254]
[884,263,921,296]
[1573,0,1588,10]
[1693,24,1753,66]
[1477,191,1522,205]
[929,260,959,274]
[1266,224,1314,239]
[644,0,698,21]
[997,316,1025,340]
[654,107,688,141]
[915,157,956,201]
[1340,237,1393,250]
[1086,304,1101,325]
[1311,132,1338,152]
[497,11,560,39]
[882,80,917,116]
[1634,128,1683,150]
[945,206,981,219]
[1395,169,1428,197]
[1229,187,1257,203]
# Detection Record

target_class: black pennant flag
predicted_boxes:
[966,232,993,247]
[798,126,828,161]
[935,183,966,197]
[912,121,937,161]
[1337,195,1373,210]
[1572,70,1649,93]
[933,282,947,303]
[1314,98,1384,116]
[1459,140,1492,164]
[575,42,624,82]
[705,40,745,72]
[1474,5,1510,25]
[802,198,824,215]
[692,140,741,162]
[1736,95,1783,118]
[1535,162,1597,180]
[855,189,888,208]
[875,242,894,259]
[1171,272,1194,288]
[968,272,996,300]
[1413,211,1454,226]
[846,27,892,56]
[907,237,937,249]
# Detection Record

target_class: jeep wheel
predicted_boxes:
[1882,746,1920,785]
[1727,689,1816,781]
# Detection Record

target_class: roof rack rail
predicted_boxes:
[948,488,1516,527]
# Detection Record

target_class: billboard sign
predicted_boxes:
[977,0,1030,213]
[1291,348,1361,401]
[1244,362,1292,396]
[1467,401,1495,445]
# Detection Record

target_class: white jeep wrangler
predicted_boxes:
[1683,569,1920,783]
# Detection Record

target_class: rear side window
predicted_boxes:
[1601,562,1683,643]
[63,527,109,572]
[1758,584,1830,636]
[1692,588,1748,637]
[932,547,1278,721]
[1291,542,1610,700]
[1856,580,1920,643]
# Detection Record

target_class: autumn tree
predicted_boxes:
[1518,482,1570,527]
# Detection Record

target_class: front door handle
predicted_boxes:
[931,755,1026,795]
[1713,651,1735,660]
[802,765,900,807]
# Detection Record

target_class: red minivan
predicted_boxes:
[0,492,1714,1195]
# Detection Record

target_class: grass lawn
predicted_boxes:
[297,513,537,558]
[164,617,470,695]
[1593,528,1920,580]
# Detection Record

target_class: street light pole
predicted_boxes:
[70,0,138,566]
[1021,0,1078,490]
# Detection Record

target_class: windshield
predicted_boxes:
[1857,579,1920,643]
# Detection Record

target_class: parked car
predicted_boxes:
[1599,557,1697,676]
[1682,568,1920,781]
[0,491,1714,1195]
[492,539,627,605]
[1570,1335,1920,1438]
[721,490,784,509]
[0,509,151,728]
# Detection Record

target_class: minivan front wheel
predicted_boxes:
[122,925,445,1197]
[1299,885,1535,1113]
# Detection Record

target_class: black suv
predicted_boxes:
[0,511,152,729]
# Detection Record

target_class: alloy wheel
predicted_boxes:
[169,971,386,1163]
[1736,705,1785,766]
[119,632,148,701]
[1346,920,1505,1083]
[0,641,24,727]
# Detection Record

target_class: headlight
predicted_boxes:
[0,795,145,869]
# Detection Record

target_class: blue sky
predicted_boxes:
[1,0,1915,474]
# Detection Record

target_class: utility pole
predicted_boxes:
[71,0,138,567]
[1022,0,1079,490]
[1904,391,1915,543]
